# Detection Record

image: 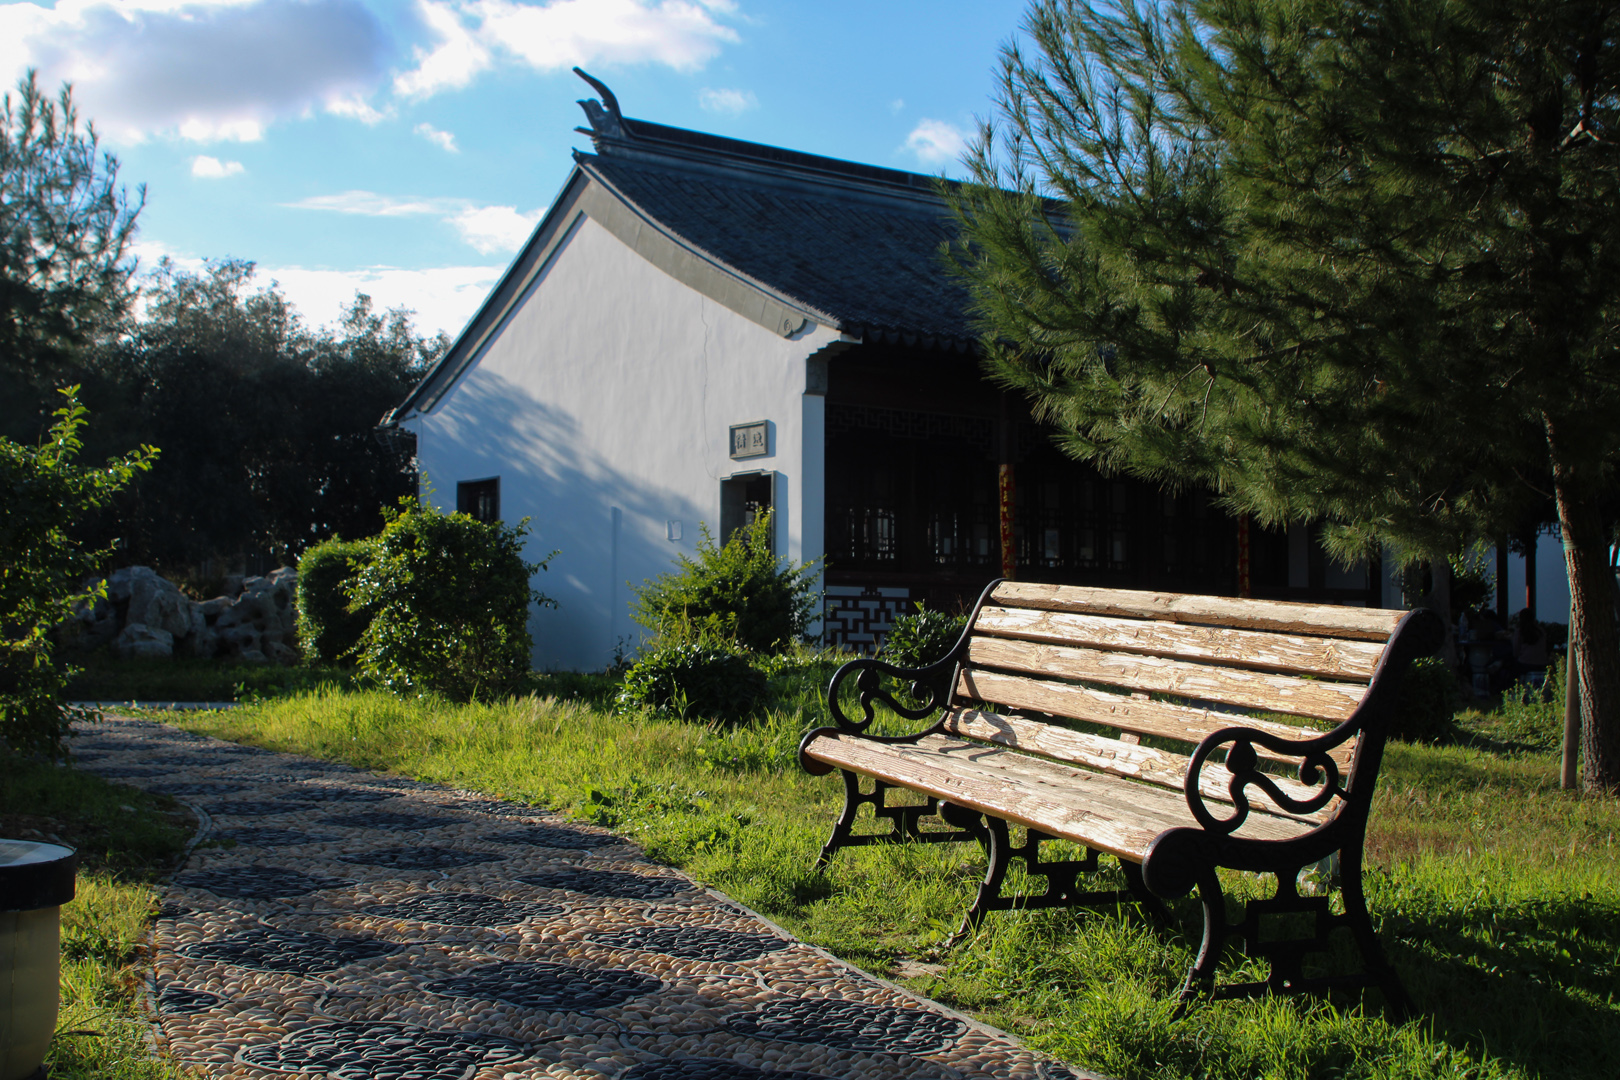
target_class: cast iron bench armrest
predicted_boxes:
[1183,722,1354,837]
[822,655,958,733]
[1180,605,1444,838]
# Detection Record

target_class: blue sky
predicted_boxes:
[2,0,1032,338]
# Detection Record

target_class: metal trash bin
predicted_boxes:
[1,840,78,1080]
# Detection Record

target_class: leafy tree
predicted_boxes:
[630,510,820,653]
[82,260,443,569]
[1,390,155,759]
[951,0,1620,791]
[0,71,142,423]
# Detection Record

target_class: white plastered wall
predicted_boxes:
[405,215,838,671]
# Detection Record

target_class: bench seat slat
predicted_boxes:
[804,732,1316,861]
[974,606,1385,681]
[992,582,1402,641]
[967,637,1367,721]
[956,668,1356,768]
[942,708,1338,823]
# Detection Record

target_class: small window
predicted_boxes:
[457,477,500,523]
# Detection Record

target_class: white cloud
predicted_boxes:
[395,0,742,99]
[889,97,905,114]
[1,0,394,144]
[284,191,463,217]
[327,93,392,125]
[414,121,459,152]
[285,189,542,256]
[190,154,245,178]
[903,118,969,167]
[266,263,502,337]
[449,204,541,254]
[697,86,755,115]
[394,0,490,98]
[129,238,495,337]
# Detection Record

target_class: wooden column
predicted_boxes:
[1496,540,1510,620]
[998,464,1016,580]
[1524,531,1538,621]
[997,393,1017,581]
[1237,513,1251,598]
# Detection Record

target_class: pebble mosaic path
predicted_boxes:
[74,715,1096,1080]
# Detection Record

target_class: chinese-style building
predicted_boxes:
[385,72,1386,670]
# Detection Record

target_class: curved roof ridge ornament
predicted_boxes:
[573,67,625,139]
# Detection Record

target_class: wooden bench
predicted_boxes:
[798,580,1442,1012]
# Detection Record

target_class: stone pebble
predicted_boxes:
[79,716,1095,1080]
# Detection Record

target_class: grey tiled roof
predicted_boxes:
[582,124,977,349]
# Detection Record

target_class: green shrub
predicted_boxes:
[630,509,818,653]
[347,497,553,700]
[881,602,967,669]
[1,391,155,759]
[1498,655,1567,747]
[1391,655,1461,742]
[616,640,767,723]
[296,538,372,665]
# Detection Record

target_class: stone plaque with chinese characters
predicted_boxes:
[729,421,769,459]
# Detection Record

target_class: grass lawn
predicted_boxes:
[2,755,195,1080]
[133,661,1620,1080]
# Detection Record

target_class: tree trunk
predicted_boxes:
[1546,420,1620,793]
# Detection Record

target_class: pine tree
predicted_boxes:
[951,0,1620,791]
[0,71,142,388]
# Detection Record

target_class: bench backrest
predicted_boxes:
[942,582,1409,822]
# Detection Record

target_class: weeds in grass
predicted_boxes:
[170,681,1620,1080]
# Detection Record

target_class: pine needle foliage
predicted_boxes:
[950,0,1620,789]
[1,71,142,386]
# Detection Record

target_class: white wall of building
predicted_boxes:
[406,216,838,671]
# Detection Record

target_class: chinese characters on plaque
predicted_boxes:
[729,421,769,460]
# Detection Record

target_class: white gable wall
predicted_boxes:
[405,215,838,671]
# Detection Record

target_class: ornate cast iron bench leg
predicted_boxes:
[947,818,1171,947]
[1175,866,1233,1014]
[815,770,987,870]
[1173,855,1412,1019]
[1339,846,1413,1020]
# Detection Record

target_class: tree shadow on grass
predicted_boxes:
[1383,891,1620,1079]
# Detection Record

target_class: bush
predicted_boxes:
[296,538,372,665]
[881,602,967,669]
[616,639,767,723]
[1391,655,1462,742]
[347,497,553,700]
[1497,655,1567,747]
[630,509,818,653]
[1,391,155,759]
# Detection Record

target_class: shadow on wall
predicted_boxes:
[424,369,705,672]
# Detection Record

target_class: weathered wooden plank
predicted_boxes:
[942,708,1339,823]
[974,606,1385,681]
[954,668,1355,768]
[803,732,1315,859]
[991,582,1401,642]
[967,636,1368,720]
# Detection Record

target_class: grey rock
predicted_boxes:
[115,622,174,659]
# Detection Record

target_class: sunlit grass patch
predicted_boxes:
[169,681,1620,1080]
